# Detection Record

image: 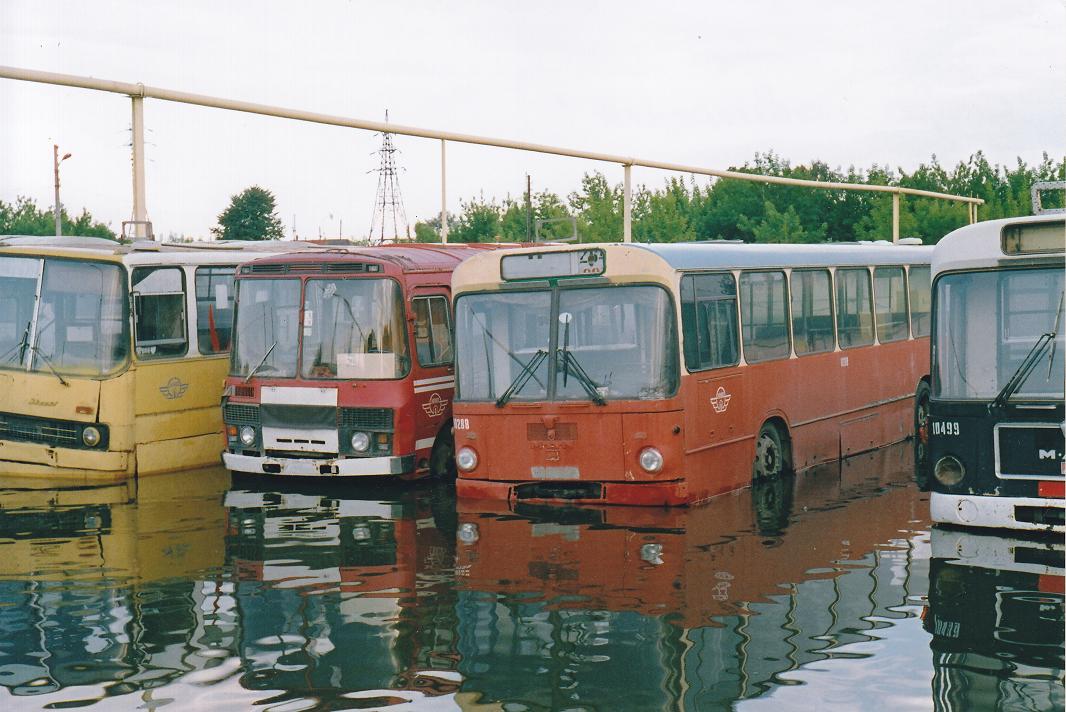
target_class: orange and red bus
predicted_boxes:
[221,244,498,479]
[451,241,932,505]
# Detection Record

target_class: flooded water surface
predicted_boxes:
[0,443,1061,711]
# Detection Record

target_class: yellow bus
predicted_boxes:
[0,236,311,481]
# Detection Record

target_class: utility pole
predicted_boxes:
[525,174,532,242]
[53,144,71,236]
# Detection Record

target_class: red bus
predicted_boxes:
[221,244,498,479]
[451,242,932,506]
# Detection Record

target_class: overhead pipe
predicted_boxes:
[0,65,985,243]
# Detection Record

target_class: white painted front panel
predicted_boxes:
[263,426,338,453]
[261,386,338,406]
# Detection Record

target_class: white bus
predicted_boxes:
[921,213,1065,532]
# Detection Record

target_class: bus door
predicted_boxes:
[130,265,221,473]
[680,272,750,490]
[410,288,456,460]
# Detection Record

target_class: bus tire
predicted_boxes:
[429,429,457,481]
[753,422,788,481]
[913,381,931,491]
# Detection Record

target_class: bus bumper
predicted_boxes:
[931,492,1065,534]
[0,439,132,480]
[456,477,690,506]
[223,452,415,477]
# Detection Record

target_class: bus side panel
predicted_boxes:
[136,433,227,475]
[133,356,229,472]
[787,354,843,470]
[683,370,753,498]
[839,340,922,456]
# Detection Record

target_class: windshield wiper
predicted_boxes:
[558,314,605,405]
[496,349,548,407]
[0,320,31,365]
[991,292,1063,410]
[29,343,69,387]
[557,348,606,405]
[244,340,278,383]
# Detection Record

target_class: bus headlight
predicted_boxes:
[458,522,479,544]
[239,426,256,447]
[639,447,664,473]
[351,431,371,453]
[934,455,965,486]
[82,426,101,447]
[456,447,478,472]
[640,543,664,565]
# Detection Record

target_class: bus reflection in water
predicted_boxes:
[0,468,232,698]
[924,527,1064,711]
[222,480,461,706]
[450,241,932,506]
[452,445,930,708]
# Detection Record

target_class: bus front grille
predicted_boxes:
[224,403,260,425]
[0,413,80,448]
[339,408,393,430]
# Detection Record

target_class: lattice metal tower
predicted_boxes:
[368,111,410,243]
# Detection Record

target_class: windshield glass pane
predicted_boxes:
[301,279,409,379]
[556,286,678,400]
[455,291,551,402]
[232,279,301,379]
[0,256,41,369]
[934,267,1064,400]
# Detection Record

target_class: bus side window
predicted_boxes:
[681,273,738,371]
[836,268,874,349]
[195,266,237,354]
[132,266,188,359]
[908,265,931,337]
[874,267,909,342]
[740,270,790,362]
[791,269,834,355]
[413,295,452,367]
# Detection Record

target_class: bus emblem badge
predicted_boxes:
[159,377,188,400]
[422,393,448,418]
[710,386,731,413]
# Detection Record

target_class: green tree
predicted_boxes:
[212,186,284,240]
[739,200,826,243]
[449,196,500,243]
[569,172,622,242]
[0,196,115,239]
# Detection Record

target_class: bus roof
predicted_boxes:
[932,215,1065,276]
[240,242,508,274]
[629,241,931,270]
[0,235,324,266]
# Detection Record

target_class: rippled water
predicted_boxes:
[0,443,1061,711]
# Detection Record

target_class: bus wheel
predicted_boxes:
[429,432,457,481]
[913,381,931,491]
[753,422,787,481]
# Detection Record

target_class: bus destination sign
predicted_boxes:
[501,249,605,281]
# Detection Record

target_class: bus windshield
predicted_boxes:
[0,256,129,377]
[456,285,678,402]
[232,278,301,379]
[934,267,1065,401]
[301,278,409,380]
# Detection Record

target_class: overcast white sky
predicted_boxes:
[1,1,1063,240]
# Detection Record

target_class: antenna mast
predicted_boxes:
[368,110,410,244]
